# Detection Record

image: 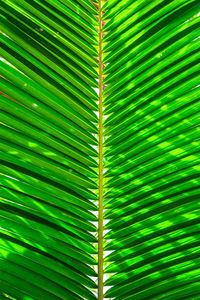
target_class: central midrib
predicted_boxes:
[97,0,104,299]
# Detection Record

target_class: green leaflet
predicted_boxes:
[1,0,200,299]
[0,1,98,299]
[104,0,200,299]
[104,1,200,300]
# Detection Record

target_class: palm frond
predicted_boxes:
[1,0,200,299]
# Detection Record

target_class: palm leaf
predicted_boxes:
[1,0,200,299]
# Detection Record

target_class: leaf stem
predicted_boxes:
[98,0,104,299]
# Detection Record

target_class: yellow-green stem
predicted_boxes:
[98,0,104,299]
